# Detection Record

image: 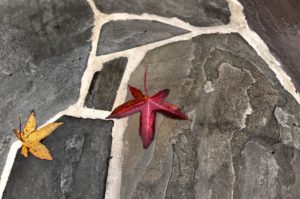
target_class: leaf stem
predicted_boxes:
[144,66,148,96]
[18,115,21,130]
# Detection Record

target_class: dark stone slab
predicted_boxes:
[0,0,93,172]
[119,33,300,198]
[94,0,230,27]
[239,0,300,91]
[85,57,128,110]
[96,20,189,55]
[3,116,113,199]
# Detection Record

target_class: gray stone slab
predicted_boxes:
[96,20,189,55]
[85,57,128,110]
[3,116,113,199]
[94,0,230,27]
[0,0,93,173]
[119,33,300,198]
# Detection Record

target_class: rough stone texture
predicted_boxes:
[85,57,128,110]
[0,0,93,173]
[239,0,300,91]
[96,20,189,55]
[275,107,300,150]
[237,141,280,199]
[120,33,300,199]
[3,116,113,199]
[94,0,230,27]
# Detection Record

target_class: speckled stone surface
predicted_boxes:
[94,0,230,27]
[0,0,93,174]
[96,20,189,55]
[85,57,128,110]
[3,116,113,199]
[239,0,300,91]
[120,33,300,199]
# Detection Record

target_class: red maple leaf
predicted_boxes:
[106,67,188,148]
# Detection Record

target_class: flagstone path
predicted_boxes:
[0,0,299,198]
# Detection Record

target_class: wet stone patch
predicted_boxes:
[85,57,128,110]
[96,20,189,55]
[3,116,113,199]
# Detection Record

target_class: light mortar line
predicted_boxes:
[227,0,247,29]
[107,12,196,31]
[36,106,111,124]
[0,141,22,199]
[105,46,154,198]
[75,5,106,107]
[64,106,111,119]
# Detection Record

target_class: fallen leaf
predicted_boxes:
[13,111,63,160]
[106,67,188,148]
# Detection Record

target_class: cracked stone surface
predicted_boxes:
[94,0,230,27]
[85,57,128,110]
[0,0,93,174]
[120,33,300,199]
[96,20,189,55]
[239,0,300,91]
[3,116,113,199]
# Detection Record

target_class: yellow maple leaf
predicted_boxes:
[13,111,63,160]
